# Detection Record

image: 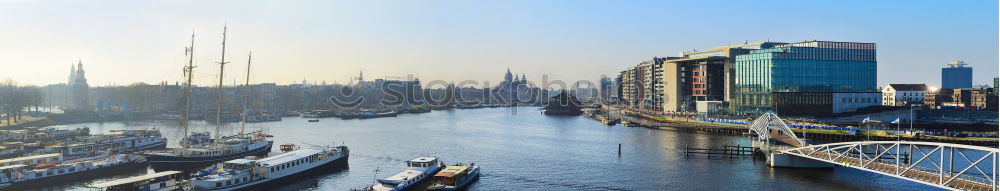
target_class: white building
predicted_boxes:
[832,92,882,114]
[881,84,929,106]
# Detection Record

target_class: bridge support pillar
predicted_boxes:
[769,153,834,168]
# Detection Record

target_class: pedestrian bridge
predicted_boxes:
[746,113,999,191]
[780,141,998,191]
[748,113,805,147]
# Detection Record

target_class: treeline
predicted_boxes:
[0,79,44,126]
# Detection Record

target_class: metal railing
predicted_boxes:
[781,141,999,191]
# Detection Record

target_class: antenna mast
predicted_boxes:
[215,24,229,139]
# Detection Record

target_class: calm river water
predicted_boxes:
[44,107,939,191]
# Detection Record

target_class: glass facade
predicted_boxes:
[941,66,972,89]
[733,41,877,114]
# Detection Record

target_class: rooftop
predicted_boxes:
[87,171,182,188]
[435,165,469,178]
[257,148,321,166]
[224,159,256,165]
[406,157,438,163]
[887,84,929,91]
[0,153,60,164]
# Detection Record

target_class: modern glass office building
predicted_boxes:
[732,41,878,114]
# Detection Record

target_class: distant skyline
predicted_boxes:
[0,0,997,88]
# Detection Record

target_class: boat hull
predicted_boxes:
[146,142,273,171]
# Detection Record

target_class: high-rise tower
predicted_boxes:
[942,60,973,89]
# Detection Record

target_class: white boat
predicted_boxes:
[364,157,444,191]
[0,152,146,189]
[187,145,349,190]
[85,170,185,191]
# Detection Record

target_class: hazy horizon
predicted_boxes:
[1,0,997,88]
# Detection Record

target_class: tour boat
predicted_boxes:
[86,170,185,191]
[187,144,349,190]
[0,152,146,190]
[427,163,480,191]
[364,157,444,191]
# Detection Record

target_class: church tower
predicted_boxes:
[72,59,90,109]
[505,68,513,82]
[69,64,77,85]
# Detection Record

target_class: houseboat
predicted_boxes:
[0,126,89,143]
[0,152,146,190]
[85,170,185,191]
[52,129,166,157]
[187,144,349,190]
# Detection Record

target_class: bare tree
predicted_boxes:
[0,79,20,126]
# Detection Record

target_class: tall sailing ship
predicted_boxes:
[144,26,273,171]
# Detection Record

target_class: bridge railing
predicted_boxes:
[781,141,999,191]
[748,113,804,147]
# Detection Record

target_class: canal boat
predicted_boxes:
[0,152,146,190]
[85,170,185,191]
[427,163,480,191]
[364,157,444,191]
[187,144,349,190]
[0,142,44,159]
[0,126,90,143]
[142,27,274,171]
[45,129,166,158]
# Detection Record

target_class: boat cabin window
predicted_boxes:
[407,162,431,168]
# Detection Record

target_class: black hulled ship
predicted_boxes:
[543,91,584,115]
[143,26,273,171]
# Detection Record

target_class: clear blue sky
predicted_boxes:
[0,0,996,88]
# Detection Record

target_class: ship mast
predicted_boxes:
[240,51,251,136]
[215,24,229,139]
[182,30,196,148]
